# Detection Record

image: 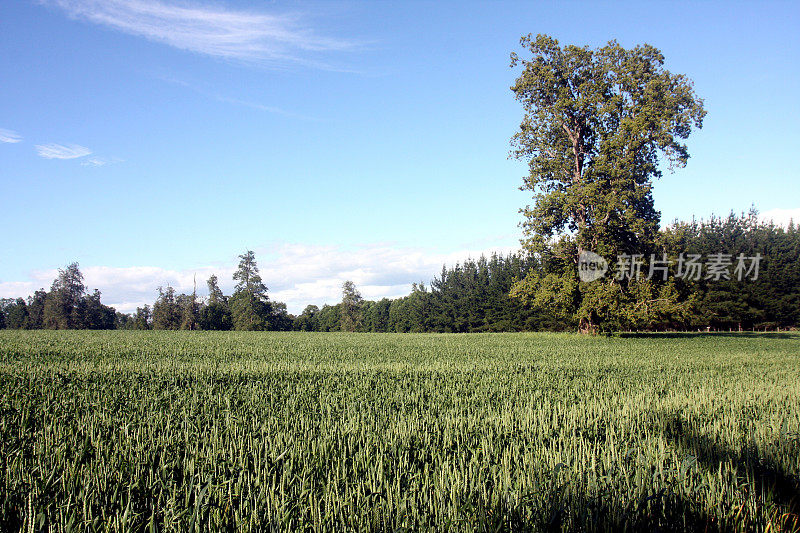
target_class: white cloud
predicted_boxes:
[35,143,92,159]
[760,208,800,228]
[48,0,357,67]
[0,243,520,315]
[0,281,40,298]
[0,128,22,143]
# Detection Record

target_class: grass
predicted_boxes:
[1,330,799,531]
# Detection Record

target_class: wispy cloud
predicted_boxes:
[157,74,312,119]
[81,156,124,167]
[35,143,92,159]
[48,0,358,68]
[0,243,519,314]
[0,128,22,143]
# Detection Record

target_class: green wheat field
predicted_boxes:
[1,331,798,531]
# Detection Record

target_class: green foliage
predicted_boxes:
[231,251,272,331]
[269,301,294,331]
[152,285,181,330]
[509,34,706,331]
[132,306,152,330]
[362,299,390,332]
[43,262,86,329]
[229,292,271,331]
[423,254,544,332]
[1,331,798,531]
[659,210,800,330]
[178,291,200,330]
[199,275,232,331]
[509,210,800,332]
[82,289,116,330]
[199,302,231,331]
[1,299,28,329]
[25,290,47,329]
[293,305,320,331]
[510,34,706,260]
[233,250,268,300]
[290,253,597,333]
[315,304,341,332]
[0,264,117,331]
[340,280,364,332]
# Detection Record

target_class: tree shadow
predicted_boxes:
[453,413,800,532]
[663,414,800,518]
[455,482,720,532]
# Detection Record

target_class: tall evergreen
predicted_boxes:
[230,251,271,331]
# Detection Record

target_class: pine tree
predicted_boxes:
[230,251,271,330]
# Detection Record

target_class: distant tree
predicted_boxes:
[316,304,341,332]
[199,274,232,330]
[0,299,9,329]
[114,311,133,330]
[230,251,271,330]
[294,305,320,331]
[405,283,431,332]
[152,285,181,330]
[207,274,225,305]
[177,293,197,330]
[43,262,86,329]
[132,305,152,330]
[362,299,391,332]
[270,302,294,331]
[388,298,411,332]
[233,251,268,298]
[83,289,116,329]
[340,280,364,332]
[25,289,47,329]
[659,210,800,331]
[508,34,706,332]
[179,278,200,330]
[3,298,28,329]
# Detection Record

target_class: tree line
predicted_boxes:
[294,212,800,333]
[0,251,292,332]
[3,211,795,333]
[0,263,118,330]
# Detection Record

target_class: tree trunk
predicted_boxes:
[578,317,598,335]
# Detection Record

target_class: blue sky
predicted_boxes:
[1,0,799,313]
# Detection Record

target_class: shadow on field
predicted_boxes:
[614,332,796,340]
[458,480,718,532]
[460,414,800,532]
[663,414,800,519]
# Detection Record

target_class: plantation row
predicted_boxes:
[1,330,798,531]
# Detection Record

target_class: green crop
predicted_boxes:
[1,331,798,531]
